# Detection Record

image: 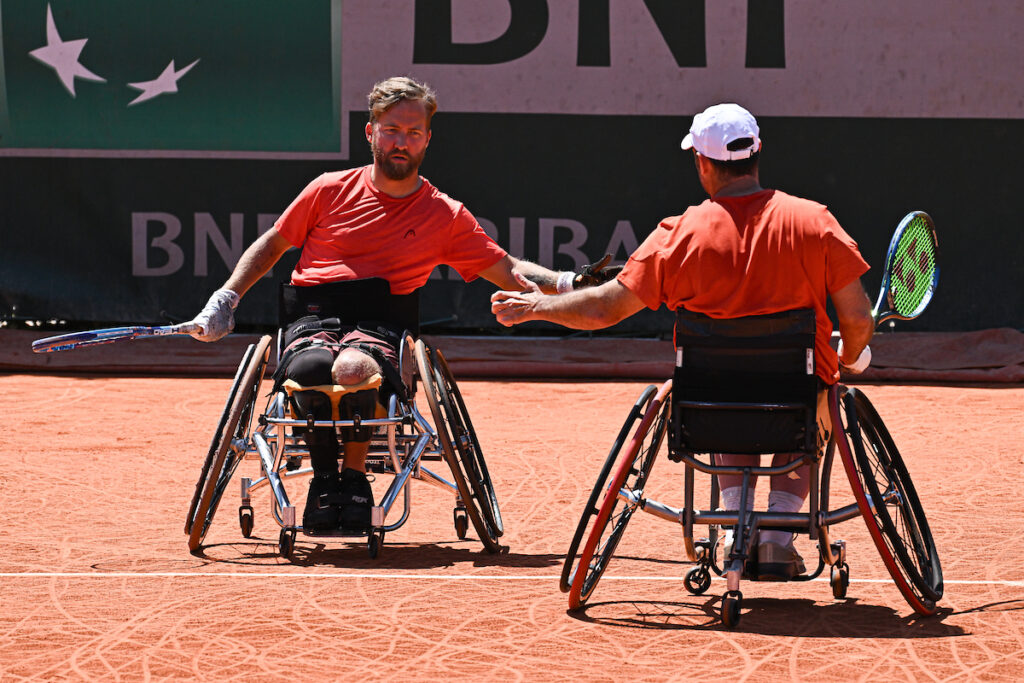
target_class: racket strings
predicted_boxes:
[889,217,937,317]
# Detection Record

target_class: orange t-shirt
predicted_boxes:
[617,190,869,383]
[274,166,506,294]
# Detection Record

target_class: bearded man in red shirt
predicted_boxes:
[188,77,611,533]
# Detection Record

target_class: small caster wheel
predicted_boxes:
[831,563,850,599]
[721,590,743,628]
[279,528,295,558]
[368,531,385,559]
[453,508,469,539]
[685,566,712,595]
[239,505,254,538]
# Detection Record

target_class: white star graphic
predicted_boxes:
[126,59,200,106]
[28,3,106,97]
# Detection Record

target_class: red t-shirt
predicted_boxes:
[617,190,869,383]
[274,166,506,294]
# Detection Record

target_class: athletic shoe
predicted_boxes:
[303,472,341,531]
[757,540,807,581]
[337,468,374,531]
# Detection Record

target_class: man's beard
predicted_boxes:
[372,141,425,181]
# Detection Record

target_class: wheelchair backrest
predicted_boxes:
[279,278,420,337]
[670,308,818,458]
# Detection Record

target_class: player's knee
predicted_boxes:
[331,348,380,386]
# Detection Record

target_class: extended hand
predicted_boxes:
[189,289,239,342]
[491,273,543,327]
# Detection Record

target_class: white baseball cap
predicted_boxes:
[680,103,762,161]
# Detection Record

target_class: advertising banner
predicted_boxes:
[1,1,1021,333]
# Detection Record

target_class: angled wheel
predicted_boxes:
[560,384,659,593]
[185,335,271,552]
[415,340,504,553]
[566,380,671,610]
[832,386,943,614]
[685,566,712,595]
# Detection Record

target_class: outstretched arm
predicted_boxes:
[490,275,646,330]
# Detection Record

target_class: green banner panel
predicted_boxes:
[0,0,338,153]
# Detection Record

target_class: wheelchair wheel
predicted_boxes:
[567,380,671,610]
[185,335,272,552]
[833,387,943,614]
[415,340,504,553]
[559,384,659,593]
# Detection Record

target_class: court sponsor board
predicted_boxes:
[1,2,1021,333]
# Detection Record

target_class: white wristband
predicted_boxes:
[838,340,872,374]
[556,271,575,294]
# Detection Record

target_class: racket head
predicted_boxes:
[874,211,940,324]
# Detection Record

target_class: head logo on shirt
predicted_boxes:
[404,229,416,239]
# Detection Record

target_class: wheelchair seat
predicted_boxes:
[277,278,420,402]
[670,307,819,458]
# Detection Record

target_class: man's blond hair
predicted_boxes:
[367,76,438,125]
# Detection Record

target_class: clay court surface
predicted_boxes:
[2,372,1022,681]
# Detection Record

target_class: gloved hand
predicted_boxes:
[572,254,623,289]
[190,288,240,342]
[837,339,872,374]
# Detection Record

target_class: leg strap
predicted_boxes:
[282,374,385,442]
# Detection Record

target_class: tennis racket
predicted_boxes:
[872,210,939,326]
[31,322,200,353]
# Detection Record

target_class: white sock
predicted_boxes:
[762,490,805,546]
[720,486,754,512]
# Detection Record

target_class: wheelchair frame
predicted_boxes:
[184,331,505,559]
[560,380,944,628]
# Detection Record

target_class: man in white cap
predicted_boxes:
[491,102,876,579]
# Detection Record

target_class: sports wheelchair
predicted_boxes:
[184,279,505,558]
[561,309,943,628]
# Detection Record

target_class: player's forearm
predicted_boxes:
[510,260,563,294]
[531,290,618,329]
[223,230,291,297]
[836,312,874,363]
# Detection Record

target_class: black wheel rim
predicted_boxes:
[560,385,658,593]
[845,390,943,602]
[416,341,502,552]
[186,336,270,550]
[578,393,670,603]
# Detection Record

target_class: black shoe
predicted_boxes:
[302,472,341,531]
[337,468,374,530]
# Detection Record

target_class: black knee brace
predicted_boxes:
[337,386,379,443]
[281,345,340,473]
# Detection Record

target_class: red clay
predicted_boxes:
[1,374,1021,680]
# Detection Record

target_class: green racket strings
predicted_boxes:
[889,216,937,317]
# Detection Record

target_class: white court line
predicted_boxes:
[1,572,1021,587]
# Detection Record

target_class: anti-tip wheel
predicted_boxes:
[368,531,384,559]
[721,591,743,628]
[831,563,850,599]
[453,508,469,540]
[279,528,295,558]
[239,505,254,538]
